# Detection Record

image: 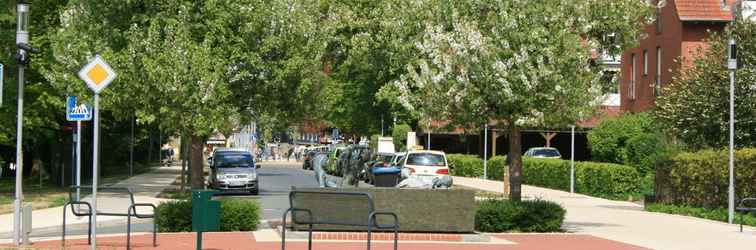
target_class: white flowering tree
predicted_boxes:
[393,0,652,200]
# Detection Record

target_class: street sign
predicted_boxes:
[66,96,93,121]
[78,55,117,250]
[77,55,116,94]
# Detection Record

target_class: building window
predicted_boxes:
[629,53,636,100]
[643,50,649,76]
[655,47,662,96]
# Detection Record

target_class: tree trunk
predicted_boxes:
[508,122,523,201]
[147,129,153,164]
[190,135,205,189]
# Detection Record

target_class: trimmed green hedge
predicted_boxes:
[447,154,506,180]
[156,199,261,232]
[523,158,642,200]
[646,203,756,227]
[656,148,756,208]
[475,199,565,232]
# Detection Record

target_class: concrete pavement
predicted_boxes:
[453,176,756,250]
[0,164,180,242]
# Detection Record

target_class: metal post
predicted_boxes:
[13,64,24,246]
[483,124,488,180]
[76,121,81,202]
[91,94,100,249]
[381,115,384,137]
[427,120,431,150]
[570,125,575,193]
[728,68,735,224]
[129,114,134,176]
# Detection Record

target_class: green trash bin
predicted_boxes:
[192,189,220,250]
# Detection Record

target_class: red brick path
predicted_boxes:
[1,232,650,250]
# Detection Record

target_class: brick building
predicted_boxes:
[620,0,736,112]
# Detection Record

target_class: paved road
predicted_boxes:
[215,161,319,220]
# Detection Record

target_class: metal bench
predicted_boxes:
[736,197,756,232]
[281,190,399,250]
[62,186,157,250]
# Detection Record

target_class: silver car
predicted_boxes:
[209,148,259,195]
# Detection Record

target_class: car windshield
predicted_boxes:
[533,149,560,157]
[406,153,446,167]
[215,153,254,168]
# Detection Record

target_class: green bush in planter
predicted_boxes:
[447,154,484,177]
[156,199,261,232]
[475,199,565,232]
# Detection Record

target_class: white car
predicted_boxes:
[399,150,449,181]
[523,147,562,159]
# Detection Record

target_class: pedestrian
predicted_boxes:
[288,147,295,161]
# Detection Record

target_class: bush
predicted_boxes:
[646,203,756,227]
[625,133,662,175]
[523,158,642,200]
[655,148,756,208]
[475,199,565,232]
[448,154,484,177]
[392,124,412,151]
[156,199,261,232]
[447,154,507,180]
[587,112,655,165]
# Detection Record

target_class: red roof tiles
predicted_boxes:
[676,0,736,21]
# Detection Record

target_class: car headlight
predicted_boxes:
[218,174,229,180]
[249,172,257,180]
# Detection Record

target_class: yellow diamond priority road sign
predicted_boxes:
[78,55,116,94]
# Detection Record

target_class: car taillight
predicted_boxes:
[436,169,449,175]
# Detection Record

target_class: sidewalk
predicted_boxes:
[0,164,180,239]
[453,176,756,250]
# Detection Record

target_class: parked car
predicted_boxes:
[364,152,396,184]
[523,147,562,159]
[399,150,449,182]
[208,148,259,195]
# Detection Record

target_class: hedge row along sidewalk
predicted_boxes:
[448,155,642,201]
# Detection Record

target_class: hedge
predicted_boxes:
[156,199,261,232]
[475,199,565,232]
[646,203,756,227]
[447,154,507,180]
[655,148,756,208]
[523,158,642,200]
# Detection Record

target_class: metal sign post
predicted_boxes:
[483,124,488,180]
[77,55,116,250]
[66,96,92,203]
[570,125,575,193]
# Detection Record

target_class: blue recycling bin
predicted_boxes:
[372,167,401,187]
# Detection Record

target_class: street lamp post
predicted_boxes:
[13,2,31,246]
[726,3,739,225]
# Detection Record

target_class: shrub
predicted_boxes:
[655,148,756,208]
[156,199,261,232]
[448,154,484,177]
[392,124,412,151]
[475,199,565,232]
[523,158,641,200]
[646,203,756,227]
[447,154,507,180]
[587,112,655,165]
[625,133,663,174]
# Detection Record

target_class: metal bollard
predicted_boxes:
[22,204,32,245]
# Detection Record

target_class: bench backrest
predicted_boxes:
[740,198,756,209]
[69,186,135,215]
[289,190,375,226]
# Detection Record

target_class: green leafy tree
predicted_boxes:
[391,123,411,151]
[391,0,652,201]
[654,20,756,150]
[46,0,325,188]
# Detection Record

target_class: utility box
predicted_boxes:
[192,190,220,232]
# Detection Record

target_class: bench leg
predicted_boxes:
[153,214,157,247]
[62,204,67,248]
[367,220,372,250]
[127,214,132,250]
[308,224,313,250]
[282,208,290,250]
[741,212,744,232]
